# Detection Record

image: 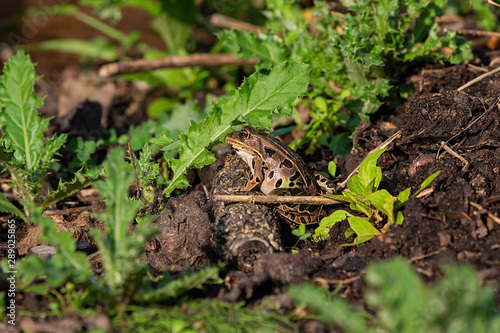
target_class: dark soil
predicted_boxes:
[1,9,500,333]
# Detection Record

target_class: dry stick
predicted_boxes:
[439,141,470,171]
[470,202,500,224]
[436,97,499,157]
[210,13,263,34]
[486,0,500,8]
[457,65,500,92]
[452,28,500,38]
[213,194,341,205]
[336,130,402,191]
[44,206,94,216]
[98,53,258,78]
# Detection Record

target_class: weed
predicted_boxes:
[291,223,312,254]
[0,51,101,220]
[313,148,440,245]
[125,299,296,333]
[1,147,220,321]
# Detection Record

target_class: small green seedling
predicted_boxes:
[313,148,440,245]
[291,223,312,254]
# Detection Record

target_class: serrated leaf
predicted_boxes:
[218,29,286,70]
[40,133,67,169]
[0,51,45,171]
[19,203,94,288]
[163,61,311,196]
[0,192,26,221]
[94,148,142,252]
[135,266,221,303]
[92,148,154,298]
[42,168,103,210]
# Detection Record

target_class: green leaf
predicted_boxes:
[395,187,411,210]
[20,38,117,61]
[0,192,26,221]
[163,61,311,196]
[41,133,67,169]
[347,148,386,196]
[92,148,155,300]
[218,30,286,70]
[328,161,337,177]
[413,171,440,198]
[150,132,174,146]
[344,216,380,245]
[313,210,352,241]
[135,266,221,303]
[42,168,103,210]
[0,51,45,171]
[18,203,94,290]
[288,283,370,332]
[365,189,395,224]
[396,211,404,225]
[299,233,311,240]
[93,148,142,254]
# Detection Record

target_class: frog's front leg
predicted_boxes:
[314,172,336,194]
[241,159,265,192]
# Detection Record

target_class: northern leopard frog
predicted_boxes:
[224,126,334,226]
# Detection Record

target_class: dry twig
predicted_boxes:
[98,53,257,78]
[457,66,500,91]
[436,97,499,156]
[210,13,263,34]
[213,194,341,205]
[470,202,500,224]
[439,141,470,171]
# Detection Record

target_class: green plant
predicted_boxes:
[288,258,500,333]
[313,148,440,245]
[0,51,101,220]
[2,147,220,319]
[449,0,499,31]
[126,299,295,333]
[90,148,155,310]
[219,0,472,154]
[291,223,311,254]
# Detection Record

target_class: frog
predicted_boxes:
[224,126,335,226]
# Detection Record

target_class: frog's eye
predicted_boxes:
[239,130,249,139]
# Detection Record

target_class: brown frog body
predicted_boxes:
[224,126,333,226]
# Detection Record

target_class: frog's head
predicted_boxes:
[224,126,263,157]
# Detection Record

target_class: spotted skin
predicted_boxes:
[225,126,334,226]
